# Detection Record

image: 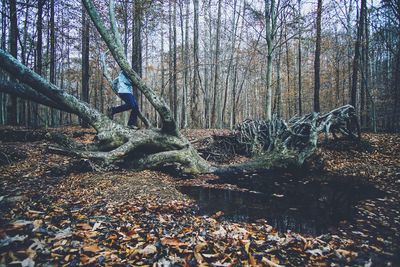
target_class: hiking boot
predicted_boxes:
[128,125,139,130]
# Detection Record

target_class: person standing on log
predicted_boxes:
[108,71,140,129]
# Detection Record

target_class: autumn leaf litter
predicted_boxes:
[0,127,399,266]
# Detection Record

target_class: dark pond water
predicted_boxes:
[179,173,383,235]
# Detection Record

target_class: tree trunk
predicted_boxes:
[168,1,173,110]
[222,0,238,127]
[9,0,18,125]
[351,0,366,112]
[123,0,129,56]
[32,0,44,127]
[132,0,143,117]
[50,0,56,126]
[392,44,400,132]
[264,0,276,121]
[211,0,222,128]
[180,0,189,129]
[191,0,201,128]
[314,0,322,112]
[81,8,90,128]
[173,0,178,123]
[275,48,282,117]
[297,0,302,116]
[345,0,354,105]
[160,4,165,112]
[0,0,6,124]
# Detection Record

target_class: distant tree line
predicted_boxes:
[0,0,398,132]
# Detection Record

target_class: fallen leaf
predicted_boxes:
[141,244,157,256]
[306,248,324,256]
[91,221,102,231]
[212,226,227,239]
[76,223,92,231]
[19,257,35,267]
[0,235,27,248]
[82,245,102,254]
[262,257,283,267]
[161,237,188,248]
[194,241,207,263]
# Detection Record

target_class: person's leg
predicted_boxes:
[111,99,130,115]
[118,93,139,126]
[128,109,139,126]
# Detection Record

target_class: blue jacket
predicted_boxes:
[112,71,133,94]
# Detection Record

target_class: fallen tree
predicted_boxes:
[0,0,360,175]
[202,105,360,173]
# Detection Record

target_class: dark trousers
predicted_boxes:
[111,93,139,126]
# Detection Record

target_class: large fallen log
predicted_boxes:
[206,105,360,173]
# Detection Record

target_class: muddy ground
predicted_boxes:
[0,126,399,266]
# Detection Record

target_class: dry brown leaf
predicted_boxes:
[76,223,92,231]
[336,249,358,258]
[141,244,157,256]
[80,254,90,264]
[82,244,102,254]
[262,257,283,267]
[194,241,207,263]
[161,237,188,248]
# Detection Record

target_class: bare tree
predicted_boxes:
[211,0,222,128]
[264,0,278,120]
[351,0,367,112]
[191,0,201,127]
[297,0,302,115]
[9,0,18,125]
[314,0,322,112]
[81,7,90,128]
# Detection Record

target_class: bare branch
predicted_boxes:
[108,0,124,53]
[0,79,72,112]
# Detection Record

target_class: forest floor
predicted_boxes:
[0,126,399,266]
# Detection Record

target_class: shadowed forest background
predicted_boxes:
[0,0,399,131]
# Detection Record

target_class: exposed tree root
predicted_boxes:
[205,105,360,174]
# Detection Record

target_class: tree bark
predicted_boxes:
[222,0,239,127]
[168,1,173,110]
[314,0,322,112]
[264,0,277,121]
[191,0,201,128]
[0,80,72,112]
[275,47,282,117]
[211,0,222,128]
[81,8,90,128]
[180,0,189,129]
[49,0,56,126]
[351,0,366,111]
[173,1,178,122]
[9,0,18,125]
[297,0,302,116]
[132,0,143,118]
[0,0,6,124]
